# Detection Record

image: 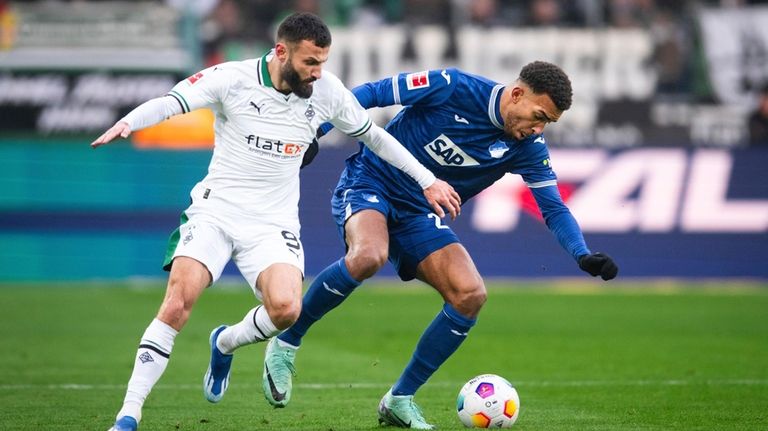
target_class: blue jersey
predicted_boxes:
[327,68,589,261]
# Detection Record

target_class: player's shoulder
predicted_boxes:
[518,134,552,161]
[449,68,499,93]
[313,70,351,103]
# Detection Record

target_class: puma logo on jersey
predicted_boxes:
[454,114,469,124]
[534,136,546,144]
[250,101,262,114]
[424,134,479,167]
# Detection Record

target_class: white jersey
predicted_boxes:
[167,51,373,226]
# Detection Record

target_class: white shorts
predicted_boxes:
[163,210,304,299]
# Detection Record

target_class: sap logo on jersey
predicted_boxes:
[406,71,430,90]
[424,134,479,166]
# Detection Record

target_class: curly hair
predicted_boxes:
[277,12,332,48]
[518,61,573,112]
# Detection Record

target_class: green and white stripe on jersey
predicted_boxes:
[257,52,273,88]
[347,118,372,137]
[168,90,191,114]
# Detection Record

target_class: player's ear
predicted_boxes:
[509,86,525,104]
[275,42,289,61]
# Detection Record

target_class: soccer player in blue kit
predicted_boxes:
[263,61,619,429]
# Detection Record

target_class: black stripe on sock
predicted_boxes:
[251,305,269,340]
[139,343,170,359]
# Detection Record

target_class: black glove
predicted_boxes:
[578,252,618,281]
[300,137,319,169]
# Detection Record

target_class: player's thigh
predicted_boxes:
[233,225,304,301]
[388,212,460,281]
[416,243,486,316]
[156,256,214,329]
[165,215,233,285]
[345,209,389,256]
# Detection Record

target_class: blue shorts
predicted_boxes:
[331,168,459,281]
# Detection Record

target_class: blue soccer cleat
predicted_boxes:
[108,416,138,431]
[203,325,233,403]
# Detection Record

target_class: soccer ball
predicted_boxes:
[456,374,520,428]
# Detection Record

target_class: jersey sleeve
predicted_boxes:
[513,138,590,261]
[353,68,460,109]
[166,65,232,113]
[328,84,374,138]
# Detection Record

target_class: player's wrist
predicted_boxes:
[417,171,436,189]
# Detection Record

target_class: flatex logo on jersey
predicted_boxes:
[245,135,303,159]
[424,134,479,166]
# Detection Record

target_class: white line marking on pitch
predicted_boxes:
[1,379,766,391]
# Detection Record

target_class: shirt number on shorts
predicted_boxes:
[428,213,449,230]
[281,230,301,251]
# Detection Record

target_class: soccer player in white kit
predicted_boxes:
[91,13,461,431]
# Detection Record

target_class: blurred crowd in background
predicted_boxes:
[1,0,768,146]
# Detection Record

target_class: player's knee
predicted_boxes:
[452,283,487,316]
[346,246,387,280]
[267,299,301,330]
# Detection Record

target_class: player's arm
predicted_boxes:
[91,66,229,148]
[91,96,182,147]
[530,184,618,280]
[517,142,618,280]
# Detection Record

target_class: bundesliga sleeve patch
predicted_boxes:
[406,71,430,90]
[186,72,204,84]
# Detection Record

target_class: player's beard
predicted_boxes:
[281,60,315,99]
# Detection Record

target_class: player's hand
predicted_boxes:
[423,179,461,220]
[300,137,320,169]
[91,121,131,148]
[578,252,618,280]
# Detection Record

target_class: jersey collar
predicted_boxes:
[488,84,505,130]
[258,50,274,88]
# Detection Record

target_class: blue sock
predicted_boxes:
[278,258,360,347]
[392,303,476,396]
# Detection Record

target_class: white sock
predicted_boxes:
[217,305,280,354]
[116,319,177,422]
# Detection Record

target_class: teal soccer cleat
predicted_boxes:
[262,337,296,407]
[203,325,233,403]
[377,389,435,430]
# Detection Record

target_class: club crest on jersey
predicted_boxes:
[186,72,204,84]
[304,103,315,121]
[488,141,509,158]
[406,71,430,90]
[424,134,479,167]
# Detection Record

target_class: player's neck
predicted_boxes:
[267,57,292,96]
[499,87,512,129]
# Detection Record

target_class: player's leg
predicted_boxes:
[110,256,212,431]
[379,218,484,430]
[391,243,485,397]
[278,209,388,347]
[264,209,389,408]
[205,225,304,404]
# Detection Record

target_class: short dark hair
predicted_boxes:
[277,12,332,48]
[519,61,573,111]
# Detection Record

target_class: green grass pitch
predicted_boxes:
[0,280,766,430]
